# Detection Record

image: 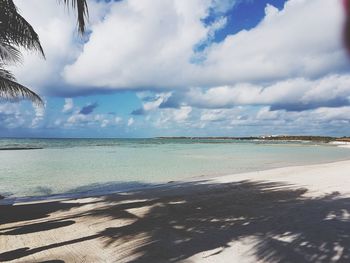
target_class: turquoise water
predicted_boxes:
[1,138,350,201]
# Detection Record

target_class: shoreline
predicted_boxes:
[1,159,350,262]
[2,155,350,206]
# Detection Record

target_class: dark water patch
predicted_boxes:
[0,147,43,150]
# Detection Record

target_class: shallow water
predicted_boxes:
[1,138,350,200]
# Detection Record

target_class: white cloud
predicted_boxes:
[197,0,347,85]
[101,119,110,128]
[62,98,74,113]
[62,0,347,91]
[133,92,172,115]
[67,113,88,125]
[57,108,125,130]
[178,74,350,110]
[173,106,192,122]
[63,0,212,90]
[11,0,111,95]
[200,108,240,122]
[155,106,192,127]
[0,103,25,129]
[115,116,123,124]
[5,0,350,137]
[211,0,240,14]
[0,102,43,129]
[31,104,45,128]
[312,106,350,121]
[65,111,105,128]
[256,107,280,120]
[127,117,135,126]
[11,0,349,106]
[143,93,171,112]
[11,0,77,94]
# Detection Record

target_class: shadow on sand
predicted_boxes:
[1,180,350,262]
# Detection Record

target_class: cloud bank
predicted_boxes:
[4,0,350,137]
[62,0,347,91]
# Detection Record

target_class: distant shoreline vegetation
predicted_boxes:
[156,136,350,143]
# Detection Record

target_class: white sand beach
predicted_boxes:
[1,159,350,263]
[1,0,350,262]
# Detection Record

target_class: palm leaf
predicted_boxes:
[0,0,90,105]
[0,0,45,57]
[60,0,89,34]
[0,43,22,63]
[0,67,43,106]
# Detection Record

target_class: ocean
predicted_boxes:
[1,138,350,202]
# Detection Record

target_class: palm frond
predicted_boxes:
[0,43,22,63]
[0,0,45,57]
[0,67,43,106]
[0,66,16,80]
[60,0,89,34]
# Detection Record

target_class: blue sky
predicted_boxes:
[1,0,350,138]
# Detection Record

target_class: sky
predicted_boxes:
[1,0,350,138]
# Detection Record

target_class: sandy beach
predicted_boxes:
[1,159,350,263]
[1,0,350,262]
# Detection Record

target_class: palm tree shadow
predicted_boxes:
[97,181,350,262]
[0,220,75,235]
[1,180,350,262]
